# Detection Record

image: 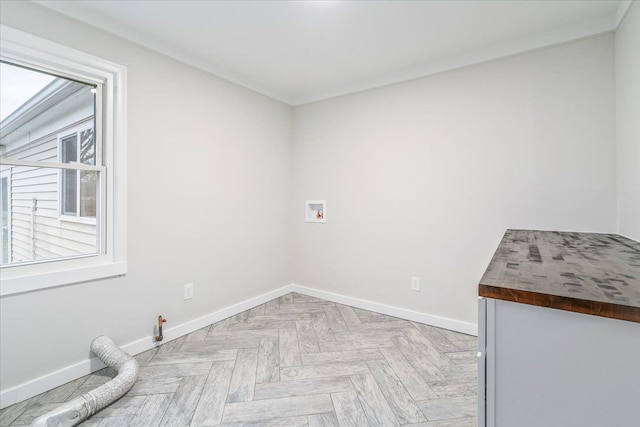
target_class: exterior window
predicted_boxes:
[0,170,10,264]
[0,25,127,295]
[60,127,97,218]
[1,62,99,264]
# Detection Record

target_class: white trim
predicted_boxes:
[294,20,615,105]
[0,159,104,172]
[140,285,294,353]
[477,297,487,427]
[32,0,619,106]
[0,284,294,409]
[0,25,127,296]
[59,215,97,226]
[0,260,126,295]
[0,26,123,86]
[615,1,634,29]
[615,232,640,244]
[291,284,478,336]
[0,282,479,408]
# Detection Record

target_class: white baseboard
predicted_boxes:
[0,284,294,409]
[291,284,478,336]
[120,284,294,357]
[1,282,476,409]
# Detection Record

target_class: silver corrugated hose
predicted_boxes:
[31,336,139,427]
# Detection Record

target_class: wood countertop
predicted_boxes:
[479,230,640,323]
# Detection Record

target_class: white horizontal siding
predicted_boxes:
[9,225,32,263]
[12,203,56,215]
[13,211,94,233]
[13,215,95,244]
[11,170,57,187]
[11,195,57,204]
[34,237,93,259]
[11,243,32,264]
[10,182,58,195]
[35,222,96,247]
[5,119,97,264]
[11,215,96,262]
[6,139,58,162]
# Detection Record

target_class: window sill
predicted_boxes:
[59,215,97,225]
[0,257,127,296]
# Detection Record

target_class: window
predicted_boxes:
[0,169,11,264]
[59,126,97,219]
[1,62,101,264]
[0,25,127,295]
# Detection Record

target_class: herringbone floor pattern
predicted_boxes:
[1,293,478,426]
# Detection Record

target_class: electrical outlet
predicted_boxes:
[184,283,194,300]
[411,276,421,292]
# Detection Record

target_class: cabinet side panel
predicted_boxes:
[493,300,640,427]
[486,298,496,427]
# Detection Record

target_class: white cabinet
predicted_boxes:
[478,297,640,427]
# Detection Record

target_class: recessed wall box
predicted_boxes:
[305,200,326,223]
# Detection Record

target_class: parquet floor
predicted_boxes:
[0,293,478,426]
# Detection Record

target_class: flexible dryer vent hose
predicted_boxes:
[31,336,139,427]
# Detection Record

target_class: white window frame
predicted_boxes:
[57,123,99,225]
[0,168,12,265]
[0,25,127,296]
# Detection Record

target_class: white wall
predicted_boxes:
[616,2,640,241]
[0,0,292,396]
[291,35,617,328]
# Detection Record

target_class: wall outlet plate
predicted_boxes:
[184,283,194,300]
[411,276,421,292]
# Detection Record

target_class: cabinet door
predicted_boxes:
[491,300,640,427]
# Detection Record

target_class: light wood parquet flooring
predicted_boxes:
[0,293,478,426]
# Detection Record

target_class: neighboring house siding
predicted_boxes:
[5,118,96,263]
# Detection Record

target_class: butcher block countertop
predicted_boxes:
[479,229,640,323]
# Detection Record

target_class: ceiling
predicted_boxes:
[34,0,630,106]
